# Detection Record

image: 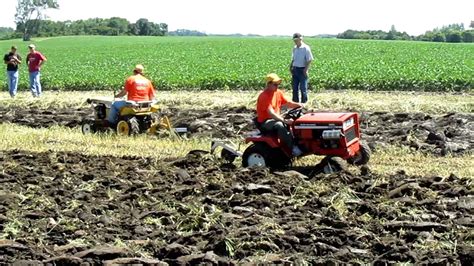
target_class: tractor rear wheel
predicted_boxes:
[128,117,140,135]
[242,143,290,169]
[242,143,269,168]
[347,142,371,165]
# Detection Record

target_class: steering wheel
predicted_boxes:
[282,107,304,120]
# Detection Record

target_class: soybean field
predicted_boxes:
[1,36,473,91]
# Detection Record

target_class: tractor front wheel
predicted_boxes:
[81,120,96,134]
[347,142,371,165]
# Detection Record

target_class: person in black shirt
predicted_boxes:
[4,46,22,98]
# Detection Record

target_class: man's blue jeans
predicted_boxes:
[291,67,309,103]
[6,70,19,97]
[108,100,133,125]
[29,71,42,97]
[260,119,294,150]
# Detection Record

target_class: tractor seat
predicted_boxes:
[124,100,153,108]
[253,117,273,136]
[136,101,153,108]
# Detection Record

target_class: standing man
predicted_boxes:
[108,64,156,125]
[290,33,313,103]
[4,46,22,98]
[256,73,304,156]
[26,44,47,97]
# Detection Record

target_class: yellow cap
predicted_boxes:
[265,73,282,84]
[134,64,144,73]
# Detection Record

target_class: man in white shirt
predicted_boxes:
[289,33,314,103]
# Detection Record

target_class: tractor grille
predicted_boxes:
[95,104,107,119]
[345,127,357,143]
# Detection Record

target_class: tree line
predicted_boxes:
[4,0,168,40]
[337,23,474,43]
[3,17,168,39]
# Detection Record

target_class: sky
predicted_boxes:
[1,0,473,36]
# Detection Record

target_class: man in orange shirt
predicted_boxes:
[256,73,304,156]
[108,64,155,125]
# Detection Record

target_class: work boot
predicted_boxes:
[292,146,303,157]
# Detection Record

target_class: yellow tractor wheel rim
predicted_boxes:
[117,120,130,136]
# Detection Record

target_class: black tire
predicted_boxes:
[347,142,371,165]
[221,148,237,163]
[81,120,96,134]
[242,143,290,169]
[320,156,347,174]
[128,117,140,135]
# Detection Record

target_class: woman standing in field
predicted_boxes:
[26,44,47,97]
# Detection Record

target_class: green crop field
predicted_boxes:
[1,36,473,91]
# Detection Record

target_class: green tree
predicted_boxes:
[337,30,356,39]
[432,32,445,42]
[462,30,474,42]
[107,17,129,35]
[134,18,152,35]
[385,25,397,40]
[439,23,464,34]
[0,27,15,40]
[445,31,462,43]
[15,0,59,41]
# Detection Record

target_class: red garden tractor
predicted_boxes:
[211,107,370,173]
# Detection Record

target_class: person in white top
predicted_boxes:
[289,33,314,103]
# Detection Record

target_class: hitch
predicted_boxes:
[211,139,243,163]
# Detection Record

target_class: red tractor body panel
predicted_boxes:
[296,112,354,124]
[245,135,281,148]
[293,112,360,159]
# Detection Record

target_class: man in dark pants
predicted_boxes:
[256,73,304,156]
[290,33,314,103]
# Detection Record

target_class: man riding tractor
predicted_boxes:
[256,73,305,157]
[108,64,156,128]
[212,72,370,173]
[81,64,186,136]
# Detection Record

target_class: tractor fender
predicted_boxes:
[245,136,280,148]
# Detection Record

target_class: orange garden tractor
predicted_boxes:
[81,97,186,136]
[211,108,370,173]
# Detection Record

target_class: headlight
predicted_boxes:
[322,130,342,140]
[343,118,354,129]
